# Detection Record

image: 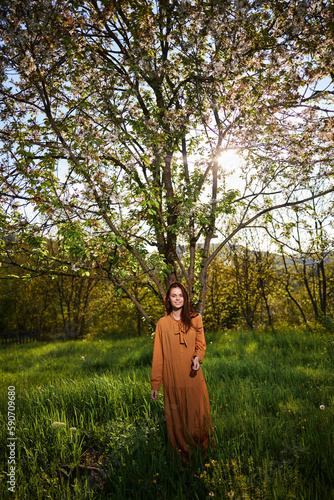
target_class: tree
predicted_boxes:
[0,0,333,326]
[0,268,20,333]
[0,259,59,335]
[204,251,240,331]
[278,249,309,325]
[229,242,277,329]
[0,239,110,338]
[265,180,334,323]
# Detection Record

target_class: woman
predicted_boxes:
[151,281,213,462]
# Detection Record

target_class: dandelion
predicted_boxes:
[52,422,66,428]
[320,405,325,410]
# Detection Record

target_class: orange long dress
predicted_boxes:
[151,313,213,461]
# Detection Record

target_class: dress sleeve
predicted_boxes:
[151,320,163,391]
[193,314,206,364]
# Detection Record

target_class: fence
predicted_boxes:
[1,330,40,345]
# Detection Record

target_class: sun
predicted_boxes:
[218,149,241,171]
[218,149,243,191]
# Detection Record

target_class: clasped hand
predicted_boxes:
[192,356,200,371]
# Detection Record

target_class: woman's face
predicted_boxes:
[169,287,184,310]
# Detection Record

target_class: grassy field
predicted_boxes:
[0,326,333,499]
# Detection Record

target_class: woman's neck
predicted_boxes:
[172,309,182,321]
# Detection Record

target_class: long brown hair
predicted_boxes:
[164,281,198,331]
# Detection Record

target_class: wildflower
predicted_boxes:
[69,427,77,431]
[156,473,159,476]
[209,493,215,497]
[228,491,235,498]
[52,422,66,428]
[123,463,126,467]
[320,405,325,410]
[153,479,156,484]
[205,463,211,467]
[81,356,85,361]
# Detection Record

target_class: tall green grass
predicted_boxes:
[0,327,333,499]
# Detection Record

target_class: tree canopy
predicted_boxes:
[0,0,333,325]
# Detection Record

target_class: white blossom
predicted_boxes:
[52,421,66,428]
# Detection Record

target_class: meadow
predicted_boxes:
[0,326,333,499]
